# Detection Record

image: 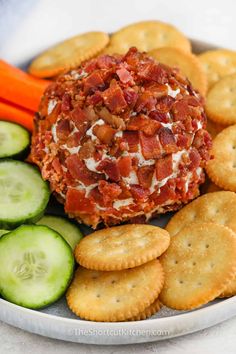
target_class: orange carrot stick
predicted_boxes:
[0,70,48,112]
[0,59,50,86]
[0,98,34,131]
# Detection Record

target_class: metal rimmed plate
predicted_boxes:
[1,39,234,345]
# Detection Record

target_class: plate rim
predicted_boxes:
[1,295,236,326]
[0,293,236,345]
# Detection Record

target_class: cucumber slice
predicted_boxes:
[0,225,74,309]
[0,230,9,237]
[37,215,83,250]
[0,160,50,229]
[0,121,30,159]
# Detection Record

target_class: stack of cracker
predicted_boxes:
[163,191,236,309]
[66,192,236,320]
[66,224,169,322]
[197,50,236,193]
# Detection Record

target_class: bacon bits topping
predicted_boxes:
[102,81,128,114]
[156,155,173,180]
[139,132,162,159]
[65,188,95,214]
[31,47,212,228]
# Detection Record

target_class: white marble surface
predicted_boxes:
[1,0,236,352]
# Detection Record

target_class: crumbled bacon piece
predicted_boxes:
[135,91,156,113]
[149,111,169,123]
[116,67,134,84]
[93,124,116,144]
[145,83,168,99]
[66,132,82,147]
[65,188,95,214]
[83,59,97,73]
[102,81,128,114]
[78,140,95,159]
[66,155,102,185]
[154,180,176,205]
[47,102,61,125]
[139,132,162,159]
[97,159,120,182]
[61,93,71,112]
[83,72,104,94]
[189,148,201,170]
[56,119,71,141]
[193,129,212,160]
[130,185,149,201]
[98,180,122,205]
[137,166,154,188]
[138,62,168,84]
[156,96,175,113]
[123,88,138,107]
[127,115,161,136]
[156,155,173,180]
[98,107,125,129]
[52,157,63,175]
[71,106,87,129]
[86,91,103,105]
[172,97,203,122]
[123,131,139,153]
[117,156,132,177]
[176,133,193,149]
[97,55,117,69]
[158,127,177,153]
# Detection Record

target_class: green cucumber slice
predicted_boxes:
[0,121,30,159]
[0,160,50,229]
[0,230,9,237]
[0,225,74,309]
[37,215,83,250]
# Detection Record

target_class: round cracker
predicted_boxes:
[29,32,109,78]
[165,191,236,236]
[127,298,161,321]
[206,125,236,192]
[75,224,170,271]
[106,21,191,55]
[149,47,207,95]
[66,260,164,322]
[160,223,236,310]
[205,74,236,125]
[198,49,236,89]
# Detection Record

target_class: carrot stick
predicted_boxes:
[0,59,50,86]
[0,59,26,76]
[0,98,34,131]
[0,70,48,112]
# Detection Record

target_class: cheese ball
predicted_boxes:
[30,47,212,228]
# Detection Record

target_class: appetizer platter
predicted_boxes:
[1,20,236,344]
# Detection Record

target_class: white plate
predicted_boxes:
[2,38,234,346]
